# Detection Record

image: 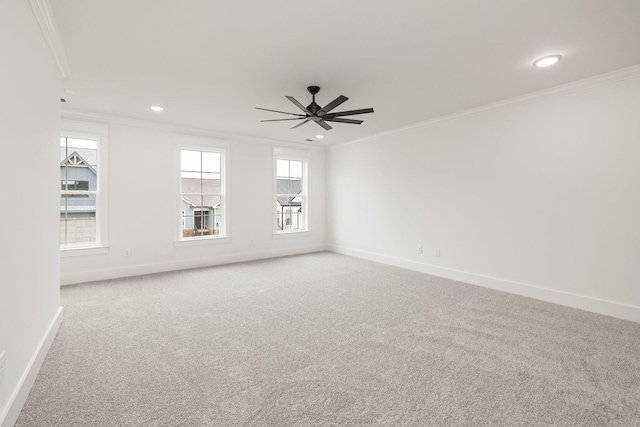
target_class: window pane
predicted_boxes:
[290,160,303,179]
[202,194,220,207]
[181,150,201,171]
[202,172,220,180]
[63,138,97,171]
[181,177,201,194]
[277,159,289,178]
[202,175,220,193]
[67,138,97,150]
[60,197,97,245]
[60,136,99,248]
[201,152,220,173]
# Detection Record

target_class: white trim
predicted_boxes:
[328,245,640,323]
[272,230,312,238]
[62,109,322,150]
[60,246,109,257]
[61,245,328,285]
[59,122,109,251]
[173,134,230,149]
[28,0,72,77]
[60,120,108,137]
[59,66,640,151]
[0,307,63,427]
[329,64,640,150]
[173,236,231,248]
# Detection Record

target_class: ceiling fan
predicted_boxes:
[256,86,374,131]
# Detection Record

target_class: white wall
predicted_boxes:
[327,70,640,322]
[60,117,327,284]
[0,1,62,425]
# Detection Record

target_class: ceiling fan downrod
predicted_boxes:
[306,86,320,114]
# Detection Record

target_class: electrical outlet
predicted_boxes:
[0,351,5,384]
[124,248,131,257]
[417,245,423,254]
[434,247,440,257]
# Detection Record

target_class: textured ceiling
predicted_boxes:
[52,0,640,145]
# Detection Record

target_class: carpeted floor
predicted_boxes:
[15,252,640,426]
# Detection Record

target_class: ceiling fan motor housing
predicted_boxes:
[307,86,321,113]
[307,102,320,114]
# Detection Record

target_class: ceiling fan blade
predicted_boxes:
[323,108,374,118]
[317,95,348,116]
[315,120,333,131]
[255,107,304,117]
[323,117,364,125]
[261,118,306,122]
[291,119,310,129]
[286,96,312,114]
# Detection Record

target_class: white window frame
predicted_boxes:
[273,147,309,235]
[60,120,109,256]
[174,136,229,245]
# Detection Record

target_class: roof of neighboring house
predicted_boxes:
[180,178,302,208]
[60,151,97,174]
[181,177,221,208]
[60,148,97,168]
[277,178,302,207]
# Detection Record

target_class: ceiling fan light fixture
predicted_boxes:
[150,105,164,112]
[315,134,324,139]
[534,54,562,68]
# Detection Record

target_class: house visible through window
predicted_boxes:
[276,157,307,232]
[180,149,224,239]
[60,137,98,246]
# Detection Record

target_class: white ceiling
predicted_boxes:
[52,0,640,145]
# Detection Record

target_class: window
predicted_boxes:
[60,120,108,253]
[275,151,308,233]
[60,136,101,247]
[180,148,225,239]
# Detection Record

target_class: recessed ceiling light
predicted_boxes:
[534,55,562,68]
[315,134,324,139]
[150,105,164,112]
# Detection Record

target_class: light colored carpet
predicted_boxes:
[16,252,640,426]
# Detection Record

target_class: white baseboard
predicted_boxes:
[0,307,63,427]
[328,245,640,324]
[61,244,328,285]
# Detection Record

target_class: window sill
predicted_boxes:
[60,246,109,257]
[273,230,311,238]
[173,236,230,248]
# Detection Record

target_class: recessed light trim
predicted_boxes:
[534,54,562,68]
[150,105,164,112]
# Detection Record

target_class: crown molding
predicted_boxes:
[61,109,326,151]
[332,64,640,150]
[28,0,72,77]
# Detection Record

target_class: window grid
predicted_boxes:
[180,149,224,239]
[276,158,307,232]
